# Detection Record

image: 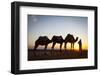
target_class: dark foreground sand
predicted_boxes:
[28,49,88,61]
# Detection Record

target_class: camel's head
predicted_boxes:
[75,37,78,42]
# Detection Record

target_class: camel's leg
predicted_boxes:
[34,44,39,56]
[73,43,74,50]
[64,43,67,50]
[51,42,56,55]
[34,44,38,50]
[52,42,56,50]
[71,43,72,50]
[44,44,48,55]
[45,44,48,50]
[60,43,62,51]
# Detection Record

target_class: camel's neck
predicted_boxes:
[74,38,78,42]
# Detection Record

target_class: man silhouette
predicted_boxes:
[78,39,82,52]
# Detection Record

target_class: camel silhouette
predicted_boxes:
[64,34,78,50]
[34,36,52,50]
[51,35,64,50]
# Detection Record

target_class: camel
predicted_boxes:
[34,36,52,50]
[64,34,78,50]
[51,35,64,50]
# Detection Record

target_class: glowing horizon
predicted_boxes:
[28,15,88,51]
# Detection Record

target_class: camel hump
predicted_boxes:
[52,35,63,41]
[52,35,63,38]
[38,36,48,39]
[37,36,50,42]
[65,34,73,39]
[39,36,48,39]
[65,34,78,42]
[59,36,63,40]
[67,34,73,37]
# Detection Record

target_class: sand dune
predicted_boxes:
[28,49,88,61]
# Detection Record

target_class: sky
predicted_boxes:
[28,15,88,50]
